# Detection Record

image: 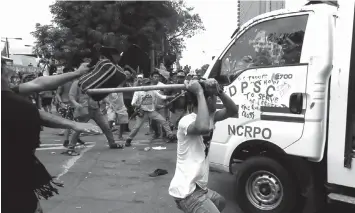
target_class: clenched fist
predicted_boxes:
[184,79,204,95]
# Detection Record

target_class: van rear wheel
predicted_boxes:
[235,156,300,213]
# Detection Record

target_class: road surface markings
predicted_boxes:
[40,142,96,146]
[37,142,95,150]
[56,143,96,180]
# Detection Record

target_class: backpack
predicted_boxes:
[78,59,126,101]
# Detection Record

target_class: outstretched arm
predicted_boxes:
[18,63,90,95]
[39,110,99,133]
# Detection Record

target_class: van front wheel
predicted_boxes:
[235,156,299,213]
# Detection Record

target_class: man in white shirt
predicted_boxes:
[125,73,175,147]
[169,79,239,213]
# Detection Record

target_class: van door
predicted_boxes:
[209,14,310,151]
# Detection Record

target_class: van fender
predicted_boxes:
[229,139,325,213]
[229,139,285,163]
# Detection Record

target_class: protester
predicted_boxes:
[103,91,129,140]
[186,72,193,81]
[168,70,188,129]
[123,66,135,132]
[134,74,144,86]
[39,89,55,113]
[125,73,176,147]
[170,71,178,84]
[63,78,124,155]
[2,58,100,213]
[56,66,85,147]
[48,58,57,76]
[151,72,170,139]
[169,78,239,213]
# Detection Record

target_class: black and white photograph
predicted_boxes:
[1,0,355,213]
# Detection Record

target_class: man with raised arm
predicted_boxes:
[169,79,239,213]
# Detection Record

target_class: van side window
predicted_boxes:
[214,15,308,80]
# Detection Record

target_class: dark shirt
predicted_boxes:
[49,64,57,75]
[123,79,134,100]
[169,89,187,111]
[2,87,42,212]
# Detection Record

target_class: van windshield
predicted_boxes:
[219,15,308,81]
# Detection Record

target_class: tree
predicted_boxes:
[31,23,71,59]
[195,64,209,76]
[158,0,204,69]
[31,1,204,71]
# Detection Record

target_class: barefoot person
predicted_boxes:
[169,79,239,213]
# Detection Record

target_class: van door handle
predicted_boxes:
[289,93,303,114]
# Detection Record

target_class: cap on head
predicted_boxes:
[177,71,186,77]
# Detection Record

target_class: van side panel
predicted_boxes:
[210,65,308,168]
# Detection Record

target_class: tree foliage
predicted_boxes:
[31,1,204,69]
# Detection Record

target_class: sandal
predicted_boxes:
[149,169,168,177]
[109,143,124,149]
[125,139,132,147]
[76,139,86,147]
[61,149,80,156]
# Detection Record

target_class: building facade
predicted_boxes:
[238,0,286,27]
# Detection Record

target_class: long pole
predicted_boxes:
[87,84,186,94]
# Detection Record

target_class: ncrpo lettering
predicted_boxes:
[228,125,272,139]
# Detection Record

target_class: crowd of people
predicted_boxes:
[3,49,238,213]
[7,56,204,154]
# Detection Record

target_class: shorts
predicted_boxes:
[107,108,128,124]
[41,98,53,107]
[116,112,129,124]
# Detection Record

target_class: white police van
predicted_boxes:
[204,1,355,213]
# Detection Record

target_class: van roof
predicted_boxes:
[235,3,337,40]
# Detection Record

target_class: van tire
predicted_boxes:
[235,156,300,213]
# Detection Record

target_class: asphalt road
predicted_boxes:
[37,121,354,213]
[37,123,241,213]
